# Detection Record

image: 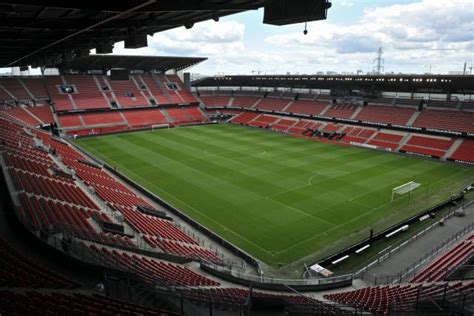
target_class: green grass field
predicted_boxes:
[74,124,474,267]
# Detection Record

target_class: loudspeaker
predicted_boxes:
[124,33,148,49]
[263,0,331,25]
[110,69,129,81]
[96,43,113,54]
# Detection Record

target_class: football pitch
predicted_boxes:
[74,124,474,266]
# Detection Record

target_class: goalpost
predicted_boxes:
[391,181,421,202]
[151,123,170,131]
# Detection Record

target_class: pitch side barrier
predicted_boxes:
[210,106,474,138]
[67,140,260,269]
[316,193,464,269]
[200,261,352,292]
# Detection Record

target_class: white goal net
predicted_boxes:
[391,181,421,202]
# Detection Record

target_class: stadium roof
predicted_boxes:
[193,74,474,94]
[53,55,207,72]
[0,0,331,68]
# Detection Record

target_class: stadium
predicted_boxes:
[0,1,473,315]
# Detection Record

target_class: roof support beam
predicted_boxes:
[5,0,157,66]
[0,0,262,13]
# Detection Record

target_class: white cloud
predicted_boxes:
[262,0,474,74]
[109,20,247,74]
[340,1,355,7]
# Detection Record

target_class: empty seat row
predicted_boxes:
[400,145,446,158]
[0,78,48,101]
[230,112,260,124]
[180,287,343,314]
[325,104,356,119]
[231,96,261,108]
[449,139,474,163]
[410,234,474,283]
[87,244,219,286]
[112,205,197,245]
[144,235,220,263]
[11,169,97,209]
[1,107,41,126]
[356,105,416,125]
[19,194,133,249]
[325,281,474,314]
[199,95,231,107]
[412,109,474,133]
[406,135,454,150]
[255,98,291,111]
[0,237,78,289]
[0,290,175,316]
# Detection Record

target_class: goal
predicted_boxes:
[391,181,421,202]
[151,123,170,131]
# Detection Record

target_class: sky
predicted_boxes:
[108,0,474,75]
[8,0,474,76]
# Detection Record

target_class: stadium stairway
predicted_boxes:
[349,106,364,120]
[281,100,294,112]
[363,130,379,145]
[91,75,113,107]
[22,107,45,125]
[20,78,50,100]
[117,111,130,127]
[18,78,36,100]
[443,138,465,160]
[0,85,17,101]
[133,75,154,102]
[395,133,413,152]
[131,76,154,104]
[319,103,333,116]
[153,74,179,104]
[406,111,421,126]
[250,97,262,109]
